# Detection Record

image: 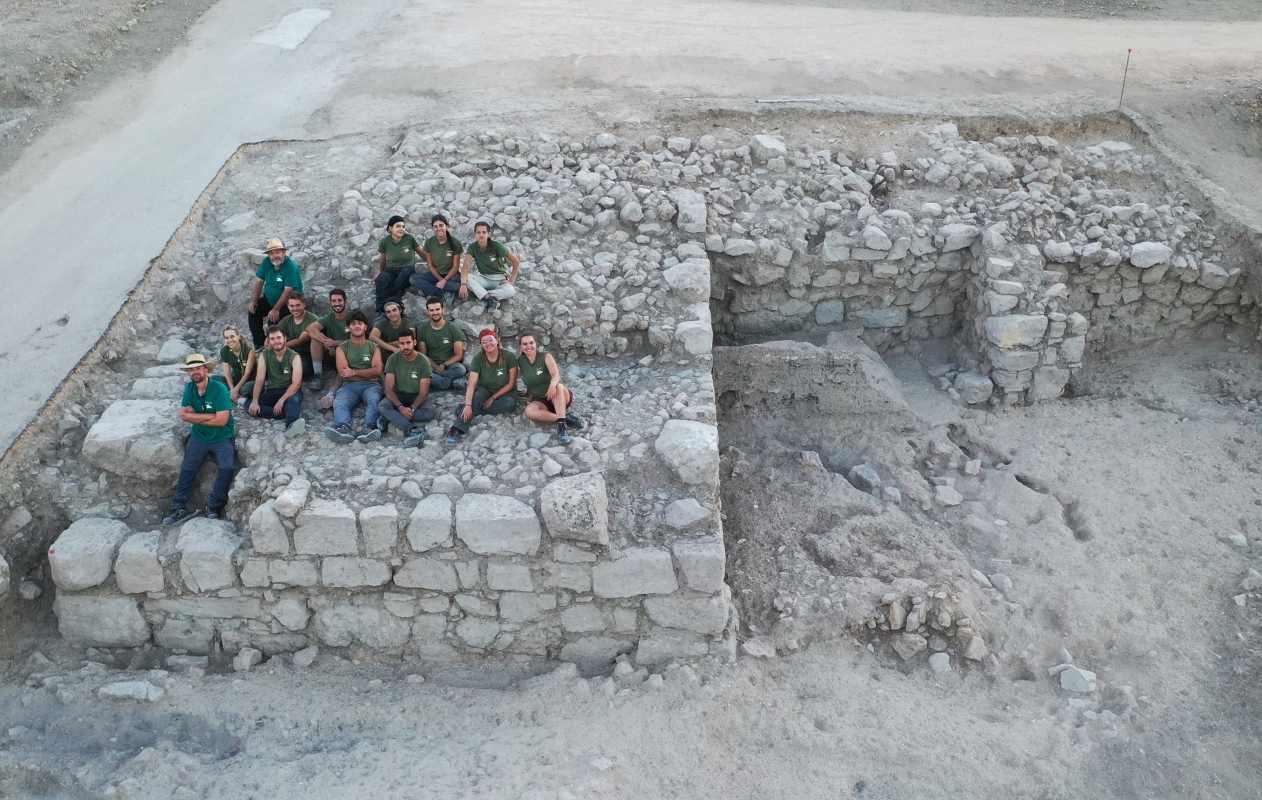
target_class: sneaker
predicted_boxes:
[204,508,223,521]
[402,428,425,448]
[161,507,197,526]
[285,418,307,438]
[483,297,498,314]
[556,421,572,446]
[318,391,335,411]
[564,412,584,430]
[445,427,460,446]
[325,423,355,444]
[357,427,383,443]
[377,416,388,435]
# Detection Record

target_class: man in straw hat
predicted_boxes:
[247,237,304,348]
[161,354,237,526]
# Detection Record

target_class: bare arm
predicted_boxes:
[488,367,518,403]
[506,251,521,282]
[306,320,335,348]
[251,357,267,403]
[369,327,399,354]
[248,278,263,311]
[383,372,402,407]
[181,407,230,427]
[280,354,303,401]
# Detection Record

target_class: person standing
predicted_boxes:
[410,214,464,304]
[217,325,256,405]
[458,221,520,313]
[375,215,423,314]
[378,329,435,447]
[327,310,384,444]
[247,238,304,347]
[417,295,467,391]
[248,327,306,435]
[517,333,583,446]
[445,329,518,444]
[162,354,237,525]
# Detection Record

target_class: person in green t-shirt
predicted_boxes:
[378,329,435,448]
[517,333,584,446]
[410,214,465,303]
[306,287,352,409]
[417,295,468,391]
[445,328,518,443]
[369,301,415,355]
[247,238,304,347]
[276,293,317,382]
[375,215,423,314]
[327,311,385,444]
[248,326,306,435]
[458,221,521,313]
[216,325,256,404]
[161,354,237,526]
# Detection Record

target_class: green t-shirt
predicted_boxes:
[278,312,315,348]
[316,311,350,343]
[468,240,512,277]
[182,379,235,443]
[255,257,304,305]
[378,233,420,269]
[422,235,463,276]
[219,343,253,385]
[262,347,298,390]
[418,321,465,364]
[339,339,378,382]
[518,351,556,402]
[384,351,433,397]
[472,349,517,395]
[373,316,415,344]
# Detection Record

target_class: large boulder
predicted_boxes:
[115,532,164,594]
[540,472,609,546]
[669,189,708,234]
[592,548,678,598]
[662,258,711,304]
[455,495,541,555]
[294,499,358,555]
[654,420,719,488]
[81,400,183,481]
[177,519,241,592]
[54,594,150,647]
[48,518,130,591]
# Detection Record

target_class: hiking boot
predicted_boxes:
[444,427,461,446]
[204,508,223,521]
[483,297,498,314]
[162,507,197,527]
[402,428,426,448]
[377,416,388,435]
[285,418,307,438]
[325,423,355,444]
[556,421,572,446]
[357,427,383,443]
[564,412,584,430]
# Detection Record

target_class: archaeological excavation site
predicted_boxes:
[2,109,1262,796]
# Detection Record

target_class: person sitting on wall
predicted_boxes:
[445,328,518,445]
[162,354,237,526]
[375,215,423,314]
[327,310,384,444]
[417,295,468,391]
[247,238,304,348]
[248,326,306,435]
[410,214,464,305]
[216,324,256,405]
[306,287,352,409]
[458,221,520,313]
[370,300,415,355]
[516,333,583,446]
[378,328,435,448]
[276,293,317,383]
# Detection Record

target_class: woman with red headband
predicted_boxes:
[445,328,518,445]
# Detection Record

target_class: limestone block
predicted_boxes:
[953,372,994,405]
[240,558,268,587]
[542,563,592,592]
[671,536,726,593]
[128,375,187,399]
[559,636,634,675]
[935,223,979,252]
[645,591,731,635]
[815,300,845,325]
[635,629,709,667]
[675,320,713,355]
[294,499,358,555]
[749,134,787,162]
[407,494,453,551]
[273,478,311,518]
[314,604,410,650]
[724,238,756,257]
[177,519,241,592]
[394,558,459,592]
[983,315,1048,348]
[664,498,710,531]
[1129,242,1172,269]
[560,604,606,633]
[48,518,130,591]
[411,614,448,642]
[1042,241,1075,263]
[654,420,719,488]
[81,400,183,481]
[269,559,318,587]
[455,495,541,555]
[248,501,289,555]
[115,532,164,594]
[862,225,892,251]
[853,308,908,328]
[456,617,501,649]
[486,562,534,591]
[54,594,150,647]
[1066,312,1089,335]
[155,617,213,653]
[593,548,678,598]
[662,257,711,303]
[1031,367,1070,402]
[821,230,853,263]
[321,557,391,588]
[670,189,707,234]
[498,592,557,622]
[359,505,399,556]
[1060,336,1086,364]
[987,347,1040,372]
[149,596,262,618]
[540,472,610,546]
[985,291,1018,315]
[271,598,311,631]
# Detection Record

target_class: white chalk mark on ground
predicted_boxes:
[251,8,331,50]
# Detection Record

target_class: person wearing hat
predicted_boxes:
[247,238,305,348]
[410,214,464,304]
[375,215,423,314]
[445,328,518,445]
[327,310,385,444]
[458,221,520,313]
[161,354,237,526]
[248,326,306,434]
[369,301,415,356]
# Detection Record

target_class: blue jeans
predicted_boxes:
[254,387,301,426]
[428,362,467,391]
[377,392,436,432]
[173,437,236,512]
[451,387,516,433]
[411,270,461,300]
[375,266,415,312]
[335,381,383,427]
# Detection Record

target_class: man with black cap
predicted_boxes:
[162,354,237,525]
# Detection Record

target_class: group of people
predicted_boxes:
[162,220,576,526]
